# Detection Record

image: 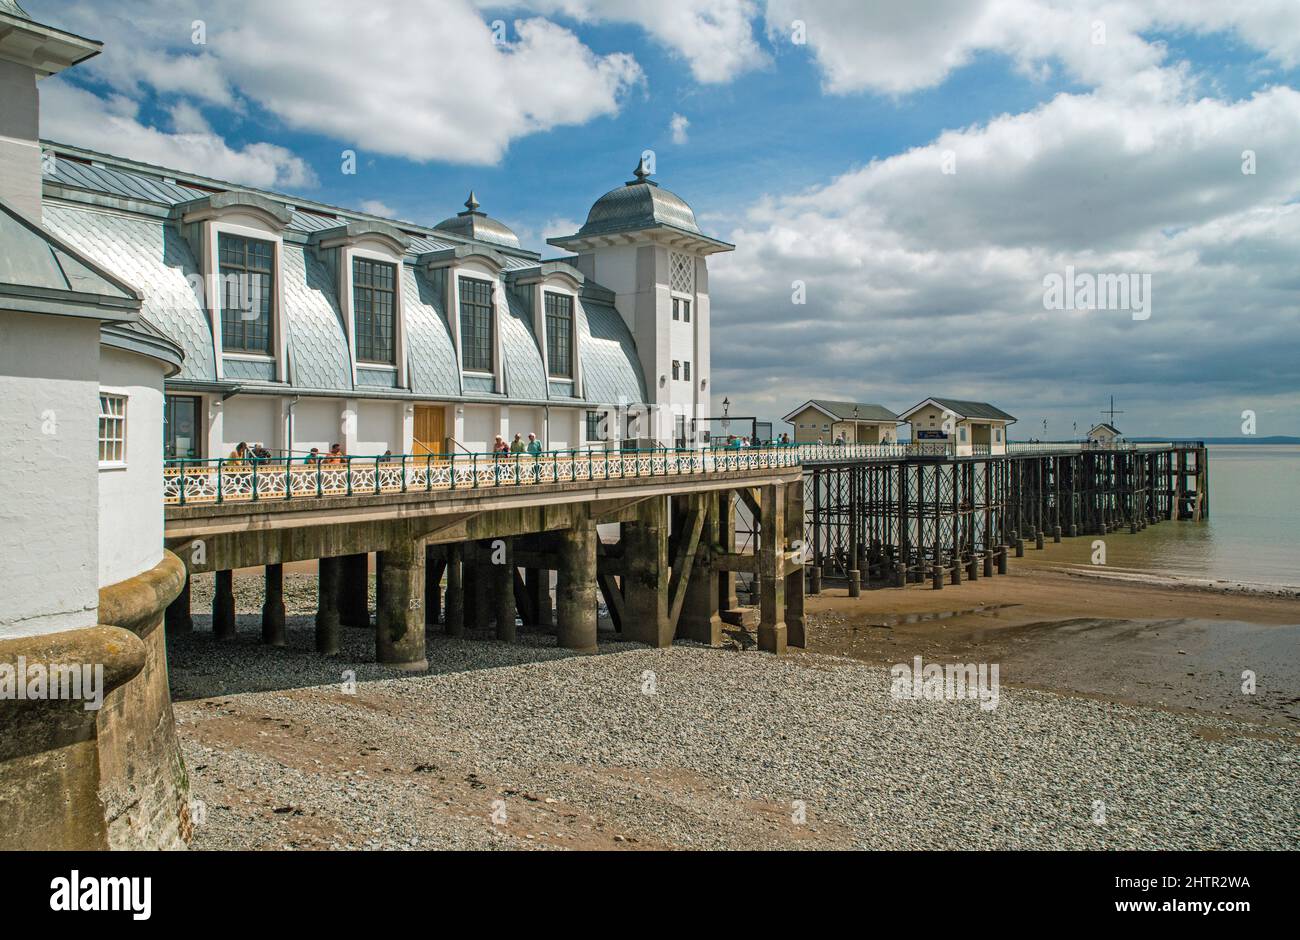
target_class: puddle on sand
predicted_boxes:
[859,604,1020,629]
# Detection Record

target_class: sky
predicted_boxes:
[28,0,1300,439]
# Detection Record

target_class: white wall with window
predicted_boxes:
[97,345,165,590]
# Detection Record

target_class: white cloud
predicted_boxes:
[670,113,690,145]
[710,79,1300,433]
[485,0,768,83]
[764,0,1300,97]
[358,199,396,217]
[36,0,644,165]
[41,80,317,189]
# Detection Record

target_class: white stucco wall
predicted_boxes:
[98,345,165,589]
[461,405,495,452]
[0,311,101,636]
[548,409,577,451]
[292,398,339,455]
[221,395,277,455]
[356,399,401,455]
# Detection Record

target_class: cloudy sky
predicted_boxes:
[31,0,1300,438]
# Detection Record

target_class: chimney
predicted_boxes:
[0,2,102,221]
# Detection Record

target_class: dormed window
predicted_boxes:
[353,257,397,364]
[544,291,573,378]
[218,233,274,354]
[458,276,494,372]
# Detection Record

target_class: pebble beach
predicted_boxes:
[174,572,1299,851]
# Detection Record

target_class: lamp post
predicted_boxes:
[722,396,731,438]
[852,405,859,444]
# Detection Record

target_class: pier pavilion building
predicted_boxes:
[899,397,1016,456]
[782,399,900,444]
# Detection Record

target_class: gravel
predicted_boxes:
[173,573,1299,851]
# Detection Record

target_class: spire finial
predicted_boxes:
[632,156,650,182]
[464,191,480,213]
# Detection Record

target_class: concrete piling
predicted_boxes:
[622,497,671,647]
[757,483,787,654]
[375,541,428,670]
[493,538,516,643]
[261,563,286,647]
[556,517,597,652]
[166,572,193,634]
[680,493,722,646]
[315,557,341,655]
[213,569,235,640]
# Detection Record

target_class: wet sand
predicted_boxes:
[806,563,1300,730]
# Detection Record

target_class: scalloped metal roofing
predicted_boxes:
[501,285,548,400]
[401,266,461,397]
[578,180,701,238]
[282,245,353,389]
[577,296,646,405]
[41,203,214,379]
[0,1,30,19]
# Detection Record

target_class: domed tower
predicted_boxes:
[549,158,733,446]
[434,192,521,249]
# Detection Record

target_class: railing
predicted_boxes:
[1005,440,1184,455]
[792,442,913,461]
[164,446,801,506]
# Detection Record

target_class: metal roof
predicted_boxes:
[0,1,30,18]
[785,399,898,423]
[433,193,520,249]
[0,196,139,321]
[902,397,1017,423]
[577,294,646,406]
[578,171,701,238]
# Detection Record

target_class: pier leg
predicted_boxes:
[848,568,861,597]
[493,538,516,642]
[951,552,961,585]
[556,516,597,652]
[718,491,739,612]
[1035,530,1045,550]
[375,552,386,618]
[681,493,722,646]
[785,480,806,648]
[932,565,944,590]
[1015,538,1025,558]
[339,553,370,628]
[445,544,464,637]
[315,557,341,655]
[166,572,193,634]
[622,496,671,647]
[983,551,994,578]
[213,569,235,641]
[261,563,286,647]
[376,541,428,670]
[462,544,478,629]
[758,483,787,654]
[998,546,1008,575]
[525,567,552,629]
[1053,525,1062,544]
[809,566,822,595]
[473,550,492,632]
[424,550,445,627]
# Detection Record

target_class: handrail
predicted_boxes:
[163,445,802,506]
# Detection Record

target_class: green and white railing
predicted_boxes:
[164,446,801,506]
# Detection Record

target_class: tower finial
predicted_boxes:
[464,191,480,213]
[632,156,650,182]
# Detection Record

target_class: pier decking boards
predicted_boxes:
[803,443,1209,589]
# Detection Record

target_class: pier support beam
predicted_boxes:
[622,496,671,647]
[444,544,464,637]
[166,572,193,634]
[315,557,341,655]
[717,491,739,612]
[261,563,286,647]
[376,541,428,670]
[758,483,787,654]
[213,569,235,641]
[493,538,516,643]
[785,479,806,648]
[680,492,722,646]
[525,567,553,630]
[339,553,369,628]
[556,516,598,652]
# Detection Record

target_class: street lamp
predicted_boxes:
[852,406,859,444]
[721,397,731,437]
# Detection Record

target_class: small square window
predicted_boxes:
[99,393,127,465]
[672,360,680,380]
[683,361,691,380]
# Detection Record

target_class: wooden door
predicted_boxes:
[413,405,447,457]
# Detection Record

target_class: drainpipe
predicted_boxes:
[286,396,300,458]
